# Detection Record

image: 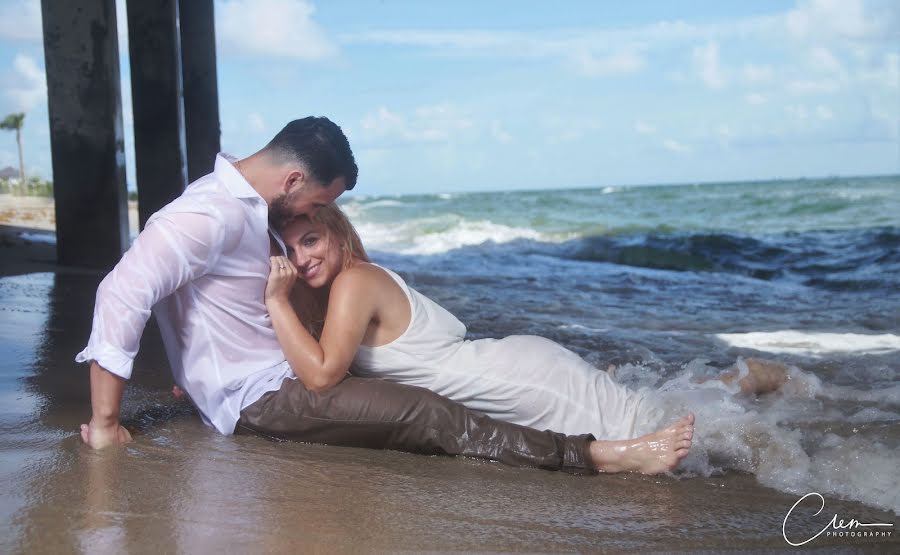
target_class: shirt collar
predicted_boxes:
[215,153,287,255]
[215,153,265,201]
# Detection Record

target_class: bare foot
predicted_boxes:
[719,358,789,395]
[589,414,694,474]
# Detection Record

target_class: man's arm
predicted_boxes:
[265,258,377,391]
[76,204,238,448]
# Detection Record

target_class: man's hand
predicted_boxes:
[83,362,130,449]
[265,255,298,303]
[80,419,132,449]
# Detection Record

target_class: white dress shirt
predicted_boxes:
[76,154,295,434]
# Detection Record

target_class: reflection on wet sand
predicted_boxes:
[2,272,897,553]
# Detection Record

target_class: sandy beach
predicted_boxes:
[0,193,139,233]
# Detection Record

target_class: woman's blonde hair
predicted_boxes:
[287,203,370,339]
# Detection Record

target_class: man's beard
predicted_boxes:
[268,192,293,230]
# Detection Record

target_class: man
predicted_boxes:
[76,116,602,473]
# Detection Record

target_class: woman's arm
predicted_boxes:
[265,256,377,391]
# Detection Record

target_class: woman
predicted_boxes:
[265,205,786,474]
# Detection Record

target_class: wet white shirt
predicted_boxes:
[76,154,294,434]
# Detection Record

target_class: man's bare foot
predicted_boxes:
[718,358,789,395]
[589,414,694,474]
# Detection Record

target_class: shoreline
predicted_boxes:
[0,193,139,233]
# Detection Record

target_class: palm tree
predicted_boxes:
[1,112,25,184]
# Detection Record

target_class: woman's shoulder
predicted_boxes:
[332,262,399,294]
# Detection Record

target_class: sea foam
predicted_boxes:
[622,360,900,514]
[715,331,900,356]
[357,218,551,255]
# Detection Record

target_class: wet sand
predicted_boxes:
[0,232,897,553]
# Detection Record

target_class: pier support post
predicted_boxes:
[179,0,221,182]
[127,0,187,229]
[41,0,128,270]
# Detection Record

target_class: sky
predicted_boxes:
[0,0,897,196]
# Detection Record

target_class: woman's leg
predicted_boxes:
[446,336,647,440]
[718,358,789,394]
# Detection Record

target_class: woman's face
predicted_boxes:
[281,218,344,288]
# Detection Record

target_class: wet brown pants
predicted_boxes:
[238,376,597,474]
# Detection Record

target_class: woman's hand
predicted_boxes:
[265,255,298,303]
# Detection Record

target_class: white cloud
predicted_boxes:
[663,138,691,153]
[217,0,337,60]
[341,18,778,54]
[538,115,604,144]
[570,48,644,77]
[745,93,768,105]
[786,78,841,94]
[816,105,835,120]
[634,120,656,135]
[857,52,900,89]
[742,63,774,84]
[785,104,809,120]
[692,40,726,89]
[490,120,512,144]
[248,112,266,133]
[785,0,899,41]
[6,54,47,112]
[360,104,474,145]
[809,46,844,74]
[340,2,897,92]
[0,0,42,41]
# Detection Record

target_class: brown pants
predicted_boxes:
[238,376,597,474]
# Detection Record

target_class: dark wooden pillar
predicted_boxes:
[179,0,221,182]
[127,0,187,229]
[41,0,129,270]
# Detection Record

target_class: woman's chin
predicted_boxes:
[302,275,329,289]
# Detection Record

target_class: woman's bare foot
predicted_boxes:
[718,358,789,395]
[589,414,694,474]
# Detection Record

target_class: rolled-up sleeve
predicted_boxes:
[75,207,231,379]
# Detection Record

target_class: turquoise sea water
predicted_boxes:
[343,175,899,252]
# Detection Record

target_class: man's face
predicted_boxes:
[268,175,346,230]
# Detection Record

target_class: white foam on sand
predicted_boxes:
[625,360,900,514]
[715,331,900,356]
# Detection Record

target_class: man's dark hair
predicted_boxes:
[264,116,358,190]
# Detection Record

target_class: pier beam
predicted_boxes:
[179,0,221,182]
[41,0,128,270]
[127,0,187,229]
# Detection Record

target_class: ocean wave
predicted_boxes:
[357,218,554,255]
[715,331,900,356]
[354,215,899,290]
[543,228,900,290]
[626,361,900,513]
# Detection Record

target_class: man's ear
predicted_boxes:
[283,169,305,194]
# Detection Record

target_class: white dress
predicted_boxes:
[352,266,647,440]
